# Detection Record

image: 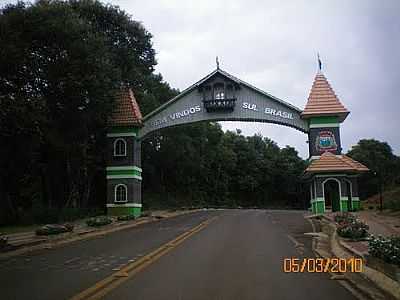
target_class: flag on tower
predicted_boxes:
[317,53,322,71]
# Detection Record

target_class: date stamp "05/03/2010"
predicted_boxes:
[283,258,363,273]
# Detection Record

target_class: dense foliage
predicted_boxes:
[143,125,307,209]
[369,235,400,267]
[0,0,169,224]
[347,139,400,200]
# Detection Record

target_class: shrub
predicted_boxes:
[369,235,400,267]
[335,212,369,240]
[334,212,356,224]
[117,215,136,221]
[86,216,112,227]
[0,235,8,249]
[35,223,74,236]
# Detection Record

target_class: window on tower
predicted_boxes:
[214,84,225,100]
[114,138,127,157]
[115,184,128,203]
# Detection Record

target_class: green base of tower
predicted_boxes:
[311,199,361,214]
[351,200,360,211]
[340,200,348,212]
[107,206,141,218]
[311,201,325,214]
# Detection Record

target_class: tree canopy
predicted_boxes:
[0,0,168,223]
[142,123,307,210]
[347,139,400,199]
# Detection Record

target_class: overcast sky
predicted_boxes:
[2,0,399,158]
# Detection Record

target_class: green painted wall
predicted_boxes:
[352,200,360,211]
[109,126,139,134]
[315,201,325,214]
[311,200,325,214]
[309,116,339,125]
[107,206,141,217]
[340,200,348,212]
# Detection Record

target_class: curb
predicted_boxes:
[319,217,400,300]
[0,209,204,261]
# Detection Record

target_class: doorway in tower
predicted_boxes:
[323,179,341,212]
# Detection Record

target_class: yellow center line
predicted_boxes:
[69,216,218,300]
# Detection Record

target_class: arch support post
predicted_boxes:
[106,127,142,217]
[309,177,325,214]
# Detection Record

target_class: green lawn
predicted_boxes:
[0,224,40,235]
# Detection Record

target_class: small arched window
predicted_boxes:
[115,184,128,203]
[114,138,127,157]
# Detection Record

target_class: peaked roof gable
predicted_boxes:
[302,72,349,122]
[143,68,302,120]
[108,88,143,127]
[305,151,369,173]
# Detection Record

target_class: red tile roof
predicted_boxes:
[305,152,369,174]
[301,72,349,122]
[108,88,143,127]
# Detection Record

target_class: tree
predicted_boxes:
[347,139,399,199]
[0,0,158,223]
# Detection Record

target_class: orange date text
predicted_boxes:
[283,258,363,273]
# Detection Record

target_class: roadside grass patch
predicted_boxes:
[384,198,400,211]
[0,224,40,235]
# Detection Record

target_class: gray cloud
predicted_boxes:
[2,0,399,157]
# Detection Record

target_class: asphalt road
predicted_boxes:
[0,209,356,300]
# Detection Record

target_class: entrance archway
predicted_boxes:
[323,178,341,212]
[104,66,369,216]
[138,68,308,139]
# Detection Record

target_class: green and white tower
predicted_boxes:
[302,71,368,214]
[106,88,143,217]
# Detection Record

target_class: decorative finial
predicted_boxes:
[216,56,220,69]
[317,53,322,72]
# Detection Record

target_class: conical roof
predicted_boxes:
[305,152,369,174]
[301,72,349,122]
[108,88,143,127]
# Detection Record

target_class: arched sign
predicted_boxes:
[138,69,309,139]
[106,66,368,218]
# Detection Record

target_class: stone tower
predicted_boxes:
[106,88,143,217]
